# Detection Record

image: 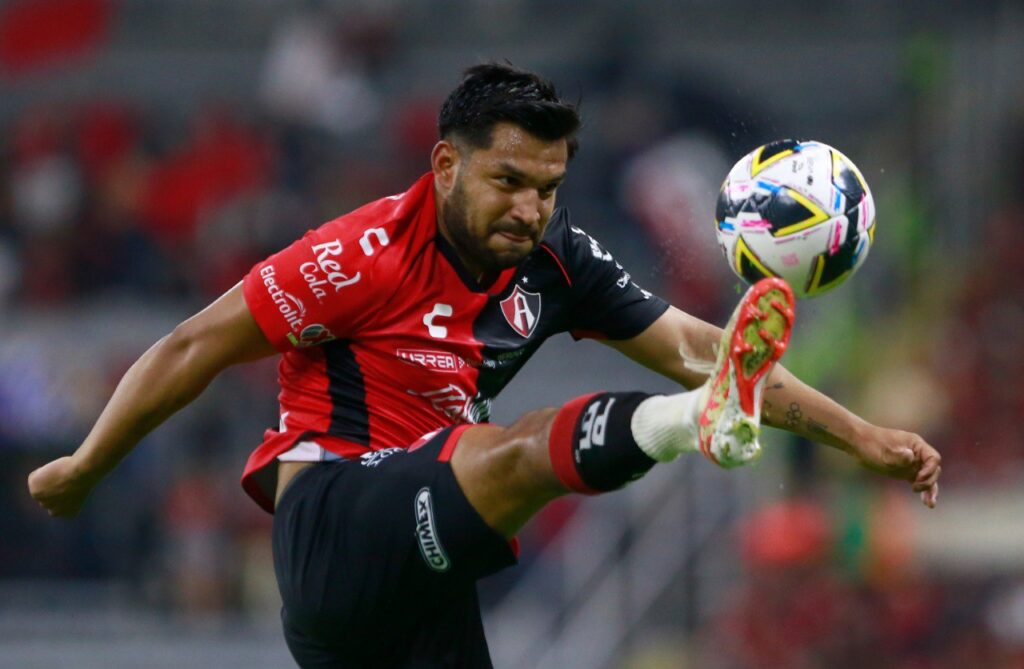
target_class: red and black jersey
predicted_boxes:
[241,173,669,511]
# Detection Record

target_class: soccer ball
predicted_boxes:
[715,139,875,299]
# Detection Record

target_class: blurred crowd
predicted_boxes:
[685,498,1024,669]
[0,2,1022,667]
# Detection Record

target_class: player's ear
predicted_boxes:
[431,140,461,194]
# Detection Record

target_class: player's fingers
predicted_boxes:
[920,482,938,508]
[886,446,916,469]
[913,463,941,490]
[916,460,937,480]
[913,469,941,493]
[912,439,941,468]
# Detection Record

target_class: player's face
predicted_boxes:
[436,123,567,277]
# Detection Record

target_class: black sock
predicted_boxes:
[548,391,657,493]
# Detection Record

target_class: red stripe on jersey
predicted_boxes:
[540,243,572,287]
[486,267,518,296]
[277,349,335,434]
[548,393,602,495]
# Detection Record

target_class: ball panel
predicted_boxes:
[749,139,801,177]
[764,187,831,237]
[831,148,869,196]
[734,235,777,283]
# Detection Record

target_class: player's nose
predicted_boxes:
[509,190,542,228]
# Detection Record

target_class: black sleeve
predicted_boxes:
[546,209,670,340]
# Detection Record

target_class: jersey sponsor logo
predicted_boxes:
[406,384,488,423]
[286,323,336,348]
[423,303,453,339]
[360,447,403,468]
[480,347,528,370]
[500,285,541,338]
[415,487,450,572]
[407,383,468,419]
[571,225,613,262]
[578,397,615,451]
[260,265,307,332]
[396,348,465,373]
[300,239,361,302]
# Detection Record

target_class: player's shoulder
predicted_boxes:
[540,206,610,267]
[304,174,435,278]
[314,173,434,255]
[540,206,582,256]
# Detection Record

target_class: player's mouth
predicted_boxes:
[496,231,532,244]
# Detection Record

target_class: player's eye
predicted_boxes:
[496,175,519,188]
[538,186,557,200]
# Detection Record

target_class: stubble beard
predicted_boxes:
[442,178,522,276]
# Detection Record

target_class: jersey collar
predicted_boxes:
[433,233,517,296]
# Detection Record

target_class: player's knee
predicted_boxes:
[454,407,561,494]
[493,407,559,477]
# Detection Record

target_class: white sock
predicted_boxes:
[630,391,702,462]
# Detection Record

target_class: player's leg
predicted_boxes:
[451,277,796,537]
[273,432,515,668]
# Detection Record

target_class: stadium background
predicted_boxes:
[1,1,1022,667]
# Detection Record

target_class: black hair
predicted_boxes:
[438,62,580,159]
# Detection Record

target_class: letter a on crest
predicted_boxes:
[500,285,541,338]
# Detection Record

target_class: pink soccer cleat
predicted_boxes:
[697,278,796,468]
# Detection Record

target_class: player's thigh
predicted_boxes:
[272,427,517,649]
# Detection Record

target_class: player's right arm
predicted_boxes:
[28,283,276,518]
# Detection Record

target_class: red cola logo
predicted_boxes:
[300,239,361,302]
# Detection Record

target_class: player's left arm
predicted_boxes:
[604,306,942,508]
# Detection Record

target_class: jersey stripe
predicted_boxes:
[323,340,371,445]
[539,243,572,287]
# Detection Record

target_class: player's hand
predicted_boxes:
[853,426,941,508]
[27,456,99,518]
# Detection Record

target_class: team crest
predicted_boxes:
[500,285,541,338]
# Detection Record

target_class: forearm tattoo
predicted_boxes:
[805,418,831,437]
[773,401,833,438]
[785,402,802,429]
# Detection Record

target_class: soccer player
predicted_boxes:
[28,64,940,668]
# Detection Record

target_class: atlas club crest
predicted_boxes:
[500,285,541,338]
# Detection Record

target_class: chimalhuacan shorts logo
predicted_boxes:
[414,487,450,572]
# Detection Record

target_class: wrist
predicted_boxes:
[70,450,109,485]
[844,418,880,456]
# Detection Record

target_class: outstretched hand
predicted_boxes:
[27,456,99,518]
[853,427,941,508]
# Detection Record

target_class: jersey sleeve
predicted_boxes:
[561,220,670,340]
[242,220,391,351]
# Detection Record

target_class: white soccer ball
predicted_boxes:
[715,140,876,299]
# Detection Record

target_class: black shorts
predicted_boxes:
[272,426,518,668]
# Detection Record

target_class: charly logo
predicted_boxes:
[300,239,361,302]
[261,265,306,332]
[415,488,450,572]
[423,303,453,339]
[359,227,389,256]
[500,285,541,338]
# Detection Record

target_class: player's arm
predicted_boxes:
[28,282,277,518]
[604,306,941,507]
